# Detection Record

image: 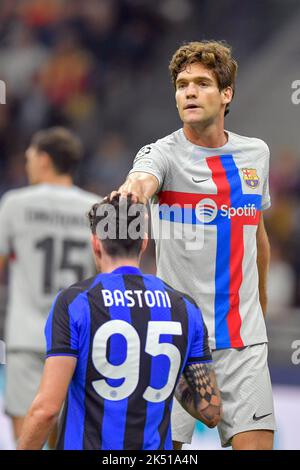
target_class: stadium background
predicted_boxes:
[0,0,299,450]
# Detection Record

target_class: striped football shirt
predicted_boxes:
[129,128,271,350]
[45,266,211,450]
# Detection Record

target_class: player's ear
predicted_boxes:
[39,151,52,171]
[91,234,102,259]
[221,86,233,105]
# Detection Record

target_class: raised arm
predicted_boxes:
[111,172,159,204]
[175,362,222,428]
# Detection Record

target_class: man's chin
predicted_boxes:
[184,117,207,126]
[183,113,216,127]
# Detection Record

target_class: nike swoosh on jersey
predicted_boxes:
[253,412,272,421]
[192,177,210,184]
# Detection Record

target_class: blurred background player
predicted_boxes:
[114,41,276,450]
[17,194,221,450]
[0,126,100,443]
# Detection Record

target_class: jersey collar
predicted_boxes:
[111,266,142,275]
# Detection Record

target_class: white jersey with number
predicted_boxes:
[0,184,100,351]
[129,129,271,350]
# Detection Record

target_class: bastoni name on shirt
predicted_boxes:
[101,289,171,308]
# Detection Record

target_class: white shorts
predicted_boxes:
[171,343,276,448]
[4,350,45,417]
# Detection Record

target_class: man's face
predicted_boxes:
[25,146,43,184]
[175,62,231,126]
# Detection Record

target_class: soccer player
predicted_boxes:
[0,127,99,442]
[17,194,221,450]
[112,41,276,450]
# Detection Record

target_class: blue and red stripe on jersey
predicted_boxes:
[157,155,262,349]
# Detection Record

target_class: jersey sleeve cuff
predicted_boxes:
[128,168,162,188]
[46,348,78,358]
[187,354,212,364]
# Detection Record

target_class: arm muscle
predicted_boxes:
[175,362,222,428]
[17,356,76,450]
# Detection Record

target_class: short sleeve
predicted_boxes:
[261,145,271,211]
[0,193,14,255]
[187,302,212,364]
[45,290,79,358]
[128,143,169,191]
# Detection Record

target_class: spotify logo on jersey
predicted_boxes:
[195,198,218,223]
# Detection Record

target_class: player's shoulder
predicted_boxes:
[152,128,183,155]
[0,185,100,210]
[49,185,101,208]
[0,185,40,204]
[154,128,182,148]
[0,186,46,213]
[57,275,98,306]
[228,130,270,156]
[136,129,182,158]
[70,186,101,205]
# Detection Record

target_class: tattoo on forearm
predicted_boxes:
[175,363,221,424]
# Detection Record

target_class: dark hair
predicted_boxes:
[88,194,147,258]
[169,40,238,116]
[31,127,83,175]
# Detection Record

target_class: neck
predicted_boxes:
[99,257,140,274]
[39,173,73,187]
[183,116,227,148]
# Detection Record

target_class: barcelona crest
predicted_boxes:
[242,168,260,189]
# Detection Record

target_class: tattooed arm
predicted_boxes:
[175,362,222,428]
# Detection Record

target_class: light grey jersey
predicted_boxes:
[129,129,271,350]
[0,184,100,351]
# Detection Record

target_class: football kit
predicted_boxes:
[0,184,99,415]
[45,266,211,450]
[129,129,276,446]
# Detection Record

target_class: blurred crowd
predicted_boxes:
[266,150,300,313]
[0,0,166,197]
[1,0,300,311]
[0,0,167,281]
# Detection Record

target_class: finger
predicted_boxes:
[110,190,119,198]
[130,193,139,203]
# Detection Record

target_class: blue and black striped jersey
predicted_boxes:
[45,266,211,450]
